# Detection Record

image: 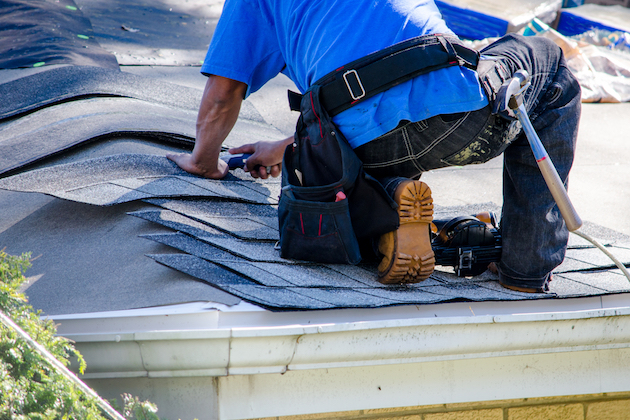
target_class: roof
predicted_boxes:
[1,0,630,315]
[1,64,630,313]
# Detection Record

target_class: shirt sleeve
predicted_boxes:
[200,0,286,97]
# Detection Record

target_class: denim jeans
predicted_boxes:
[354,34,581,290]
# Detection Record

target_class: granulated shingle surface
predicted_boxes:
[135,191,630,308]
[135,182,630,308]
[131,209,279,241]
[0,109,284,177]
[0,154,277,205]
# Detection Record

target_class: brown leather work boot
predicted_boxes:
[377,180,435,284]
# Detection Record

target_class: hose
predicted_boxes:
[572,229,630,283]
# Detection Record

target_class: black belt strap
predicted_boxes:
[289,34,479,117]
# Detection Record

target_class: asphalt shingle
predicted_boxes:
[0,154,277,205]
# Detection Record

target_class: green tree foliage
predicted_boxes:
[0,250,162,420]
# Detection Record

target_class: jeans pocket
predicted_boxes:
[477,58,511,102]
[544,65,581,109]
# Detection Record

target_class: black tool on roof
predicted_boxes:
[431,212,502,277]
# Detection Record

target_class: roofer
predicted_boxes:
[167,0,581,293]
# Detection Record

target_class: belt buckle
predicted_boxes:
[342,69,366,101]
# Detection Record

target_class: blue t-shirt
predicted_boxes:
[202,0,488,148]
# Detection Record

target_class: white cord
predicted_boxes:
[572,229,630,283]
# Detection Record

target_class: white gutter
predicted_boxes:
[60,304,630,379]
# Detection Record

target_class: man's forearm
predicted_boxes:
[167,75,248,179]
[194,76,247,168]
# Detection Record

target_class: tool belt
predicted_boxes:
[288,34,480,116]
[279,85,399,264]
[279,34,480,265]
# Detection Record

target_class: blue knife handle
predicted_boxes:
[223,154,252,170]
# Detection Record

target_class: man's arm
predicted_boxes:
[168,74,293,179]
[167,75,247,179]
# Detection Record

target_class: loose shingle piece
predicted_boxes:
[0,154,277,206]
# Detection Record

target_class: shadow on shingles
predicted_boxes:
[0,154,278,206]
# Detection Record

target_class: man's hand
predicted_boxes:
[166,152,229,179]
[229,137,293,179]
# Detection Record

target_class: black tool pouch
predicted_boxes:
[278,85,399,264]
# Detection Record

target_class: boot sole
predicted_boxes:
[500,283,543,293]
[378,180,435,284]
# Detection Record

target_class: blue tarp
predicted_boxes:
[557,9,626,36]
[435,0,508,40]
[435,0,562,40]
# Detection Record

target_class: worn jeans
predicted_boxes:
[354,34,581,290]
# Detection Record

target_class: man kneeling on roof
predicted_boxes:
[167,0,581,293]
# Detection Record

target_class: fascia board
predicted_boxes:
[64,306,630,379]
[216,347,630,420]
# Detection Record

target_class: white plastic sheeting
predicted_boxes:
[560,4,630,35]
[524,18,630,103]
